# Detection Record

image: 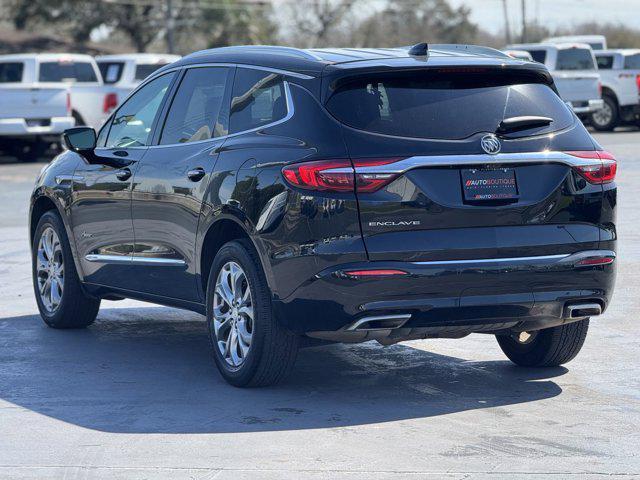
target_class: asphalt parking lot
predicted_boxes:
[0,130,639,479]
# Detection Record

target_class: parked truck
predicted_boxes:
[543,35,607,51]
[507,43,603,117]
[591,49,640,130]
[0,57,75,161]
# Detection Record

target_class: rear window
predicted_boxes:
[39,61,98,82]
[596,55,614,69]
[326,71,573,140]
[0,62,24,82]
[556,48,596,71]
[135,64,164,81]
[528,50,547,64]
[98,62,125,84]
[624,54,640,70]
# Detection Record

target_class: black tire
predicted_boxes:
[590,94,619,131]
[206,239,299,387]
[32,210,100,328]
[7,140,44,163]
[496,319,589,367]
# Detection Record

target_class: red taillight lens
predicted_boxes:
[103,92,118,114]
[566,150,617,184]
[282,157,404,193]
[598,80,602,97]
[636,74,640,95]
[575,256,615,267]
[66,92,71,115]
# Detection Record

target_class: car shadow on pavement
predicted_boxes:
[0,307,566,434]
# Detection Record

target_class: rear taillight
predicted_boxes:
[103,92,118,114]
[282,157,404,193]
[636,74,640,95]
[66,92,71,115]
[598,80,602,97]
[565,150,617,184]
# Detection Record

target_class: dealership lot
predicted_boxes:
[0,130,639,478]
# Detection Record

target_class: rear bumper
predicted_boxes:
[571,99,604,114]
[273,250,616,336]
[0,117,75,137]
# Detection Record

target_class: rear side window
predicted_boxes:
[556,48,596,70]
[135,64,164,81]
[98,62,124,84]
[326,71,574,140]
[624,54,640,69]
[596,56,614,69]
[0,62,24,82]
[39,61,98,82]
[528,50,547,64]
[229,69,287,134]
[160,67,230,145]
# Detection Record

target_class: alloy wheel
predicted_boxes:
[213,261,254,367]
[592,101,613,127]
[36,227,64,313]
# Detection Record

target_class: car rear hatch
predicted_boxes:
[321,65,611,264]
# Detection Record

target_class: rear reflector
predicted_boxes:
[575,256,615,267]
[566,150,617,184]
[282,158,404,193]
[103,92,118,114]
[343,269,408,277]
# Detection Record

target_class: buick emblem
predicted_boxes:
[480,134,501,155]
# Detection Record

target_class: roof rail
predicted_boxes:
[185,45,324,62]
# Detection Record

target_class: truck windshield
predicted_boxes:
[556,48,596,71]
[326,70,573,140]
[39,61,98,83]
[0,62,24,82]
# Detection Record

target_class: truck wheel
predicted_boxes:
[496,319,589,367]
[206,239,299,387]
[590,95,619,131]
[32,211,100,328]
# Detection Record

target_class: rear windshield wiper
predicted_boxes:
[497,116,553,134]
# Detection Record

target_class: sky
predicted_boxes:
[449,0,640,35]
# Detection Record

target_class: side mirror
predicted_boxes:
[62,127,96,152]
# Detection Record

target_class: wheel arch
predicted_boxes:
[600,86,619,106]
[197,215,274,301]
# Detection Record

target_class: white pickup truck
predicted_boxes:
[507,43,603,118]
[591,49,640,130]
[0,54,112,129]
[543,35,607,51]
[0,57,75,161]
[96,54,180,109]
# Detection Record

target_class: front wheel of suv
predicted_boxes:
[496,319,589,367]
[206,239,299,387]
[32,210,101,328]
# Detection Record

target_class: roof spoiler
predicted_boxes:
[403,43,511,59]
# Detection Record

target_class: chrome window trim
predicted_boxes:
[146,78,295,149]
[323,151,602,175]
[85,254,186,266]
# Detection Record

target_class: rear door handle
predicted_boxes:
[187,167,206,182]
[115,168,132,181]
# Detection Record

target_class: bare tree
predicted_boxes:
[285,0,359,48]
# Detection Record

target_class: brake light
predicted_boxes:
[66,92,71,115]
[103,92,118,113]
[636,74,640,95]
[565,150,617,184]
[282,158,404,193]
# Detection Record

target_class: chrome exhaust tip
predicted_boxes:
[346,314,411,331]
[565,303,602,319]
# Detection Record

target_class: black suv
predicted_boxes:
[30,44,617,387]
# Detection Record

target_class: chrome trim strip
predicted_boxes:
[413,254,570,266]
[347,314,412,331]
[85,254,186,266]
[324,151,601,175]
[55,174,83,184]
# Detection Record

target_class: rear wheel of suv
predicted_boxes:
[32,211,101,328]
[590,94,619,131]
[206,239,299,387]
[496,319,589,367]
